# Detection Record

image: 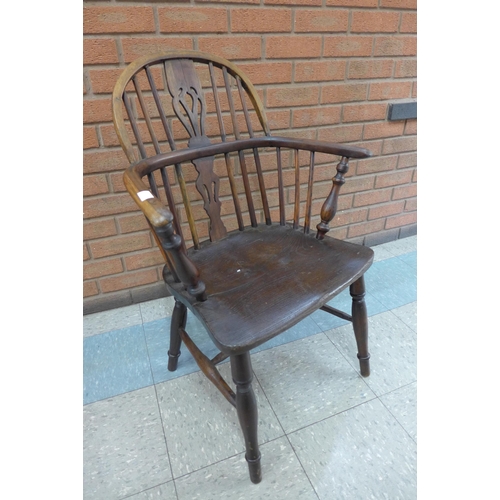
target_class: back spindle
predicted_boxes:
[223,67,257,227]
[293,150,300,229]
[276,147,285,226]
[304,151,315,234]
[237,76,271,225]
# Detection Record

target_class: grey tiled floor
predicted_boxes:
[83,236,417,500]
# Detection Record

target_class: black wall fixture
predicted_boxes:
[387,101,417,121]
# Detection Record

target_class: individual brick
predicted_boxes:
[385,211,417,229]
[84,281,99,298]
[375,169,413,188]
[267,86,319,108]
[356,154,398,174]
[124,249,165,271]
[235,62,293,84]
[400,12,417,33]
[347,219,385,238]
[121,37,194,63]
[380,0,416,7]
[363,122,405,140]
[231,8,292,32]
[83,219,117,241]
[323,36,374,57]
[292,105,342,128]
[343,103,388,123]
[395,59,417,78]
[117,214,150,234]
[83,38,118,65]
[294,9,349,32]
[89,233,152,259]
[158,6,228,33]
[83,174,109,197]
[368,200,405,220]
[84,258,124,280]
[265,0,322,4]
[397,152,417,169]
[83,6,155,34]
[83,194,139,219]
[373,36,417,57]
[99,269,159,293]
[351,11,400,33]
[295,60,346,83]
[83,126,99,149]
[321,83,368,104]
[392,183,417,200]
[405,119,417,135]
[198,36,262,60]
[83,149,128,174]
[348,59,394,79]
[353,187,393,207]
[368,81,413,101]
[382,135,417,154]
[83,98,114,124]
[265,35,322,58]
[317,124,364,143]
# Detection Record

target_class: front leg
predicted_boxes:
[230,352,262,484]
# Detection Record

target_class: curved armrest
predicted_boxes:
[123,167,173,228]
[129,136,372,178]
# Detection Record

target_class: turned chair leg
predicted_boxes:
[230,352,262,484]
[168,299,187,372]
[350,275,371,377]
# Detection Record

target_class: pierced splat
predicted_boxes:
[165,59,227,241]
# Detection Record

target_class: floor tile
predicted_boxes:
[252,333,376,434]
[125,481,178,499]
[84,325,153,405]
[390,301,417,333]
[83,387,172,500]
[326,311,417,396]
[398,250,417,270]
[288,399,417,500]
[371,245,396,262]
[375,235,417,257]
[380,382,417,442]
[156,362,284,478]
[140,297,176,324]
[174,437,318,500]
[84,304,143,338]
[364,257,417,310]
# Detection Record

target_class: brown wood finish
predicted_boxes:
[112,50,375,484]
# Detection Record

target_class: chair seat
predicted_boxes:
[164,224,373,354]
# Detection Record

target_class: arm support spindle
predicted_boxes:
[316,156,350,240]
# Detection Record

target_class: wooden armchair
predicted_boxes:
[112,50,373,484]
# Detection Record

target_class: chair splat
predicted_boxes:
[165,58,227,241]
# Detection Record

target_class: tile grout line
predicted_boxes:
[378,387,417,445]
[140,305,181,500]
[243,367,320,494]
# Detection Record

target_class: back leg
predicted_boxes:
[350,275,370,377]
[168,299,187,372]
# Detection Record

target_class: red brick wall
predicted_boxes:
[83,0,417,314]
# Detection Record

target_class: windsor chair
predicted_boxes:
[112,50,374,484]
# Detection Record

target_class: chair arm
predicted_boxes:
[123,167,173,228]
[123,168,207,302]
[129,136,371,178]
